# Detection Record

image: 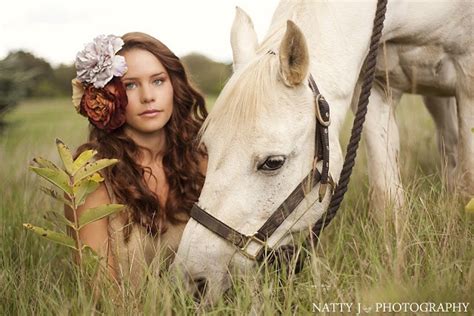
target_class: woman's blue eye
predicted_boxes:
[124,82,137,90]
[153,79,163,86]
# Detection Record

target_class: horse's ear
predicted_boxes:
[231,7,258,71]
[279,20,310,86]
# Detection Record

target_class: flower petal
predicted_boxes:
[74,34,126,87]
[71,79,85,113]
[112,55,127,77]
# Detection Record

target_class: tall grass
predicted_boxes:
[1,96,472,314]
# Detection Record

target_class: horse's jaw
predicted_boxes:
[171,219,235,304]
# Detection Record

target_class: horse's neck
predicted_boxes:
[259,0,379,133]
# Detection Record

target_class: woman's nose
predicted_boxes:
[140,85,155,104]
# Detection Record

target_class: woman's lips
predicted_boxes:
[139,109,162,117]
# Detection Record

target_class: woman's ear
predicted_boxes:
[231,7,259,72]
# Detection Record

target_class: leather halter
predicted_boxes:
[190,72,334,261]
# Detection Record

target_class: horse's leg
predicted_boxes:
[455,87,474,196]
[360,84,408,279]
[423,96,458,190]
[361,83,404,213]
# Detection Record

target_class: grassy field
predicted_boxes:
[1,96,472,315]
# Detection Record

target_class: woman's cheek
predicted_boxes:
[166,84,174,110]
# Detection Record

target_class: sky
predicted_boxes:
[0,0,279,66]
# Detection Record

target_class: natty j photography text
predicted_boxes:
[312,302,470,314]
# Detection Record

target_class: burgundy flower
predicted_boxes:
[79,77,128,132]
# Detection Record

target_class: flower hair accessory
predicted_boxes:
[72,34,128,132]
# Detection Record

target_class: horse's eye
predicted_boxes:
[258,156,286,171]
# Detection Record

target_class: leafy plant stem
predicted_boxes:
[70,184,83,269]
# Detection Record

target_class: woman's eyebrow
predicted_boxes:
[122,72,165,80]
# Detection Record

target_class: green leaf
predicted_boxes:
[78,204,124,228]
[466,198,474,213]
[73,178,101,207]
[23,223,76,250]
[43,211,74,229]
[32,157,59,170]
[30,166,72,195]
[56,139,74,175]
[40,186,73,208]
[72,149,97,175]
[82,245,103,276]
[74,159,119,184]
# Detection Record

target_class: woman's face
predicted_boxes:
[120,48,174,135]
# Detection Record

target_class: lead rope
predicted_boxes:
[310,0,388,243]
[268,0,388,273]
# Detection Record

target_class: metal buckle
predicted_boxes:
[315,94,331,127]
[239,234,267,260]
[319,173,337,202]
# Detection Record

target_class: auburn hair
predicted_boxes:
[76,32,207,240]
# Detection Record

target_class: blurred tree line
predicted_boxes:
[0,49,232,127]
[181,53,232,96]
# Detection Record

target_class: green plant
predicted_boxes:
[23,139,124,269]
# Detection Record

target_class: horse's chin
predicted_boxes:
[195,273,232,307]
[169,260,232,306]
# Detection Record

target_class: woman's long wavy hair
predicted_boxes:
[76,32,208,240]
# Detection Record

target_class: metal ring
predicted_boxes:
[239,234,267,260]
[315,94,331,127]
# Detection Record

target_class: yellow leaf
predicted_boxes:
[32,157,59,170]
[72,149,97,175]
[89,172,104,183]
[73,159,118,184]
[466,198,474,213]
[30,166,72,195]
[73,179,100,207]
[23,223,76,249]
[56,139,74,175]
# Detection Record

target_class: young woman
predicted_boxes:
[67,32,207,287]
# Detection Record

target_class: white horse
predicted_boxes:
[173,0,473,303]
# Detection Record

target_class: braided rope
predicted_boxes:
[267,0,388,273]
[310,0,388,244]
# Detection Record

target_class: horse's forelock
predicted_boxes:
[199,53,281,146]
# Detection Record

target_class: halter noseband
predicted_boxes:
[190,73,334,261]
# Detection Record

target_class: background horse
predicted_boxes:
[173,0,473,303]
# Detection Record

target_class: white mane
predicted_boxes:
[199,53,280,144]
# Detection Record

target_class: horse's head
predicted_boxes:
[172,8,330,304]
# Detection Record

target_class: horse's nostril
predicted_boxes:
[192,277,208,301]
